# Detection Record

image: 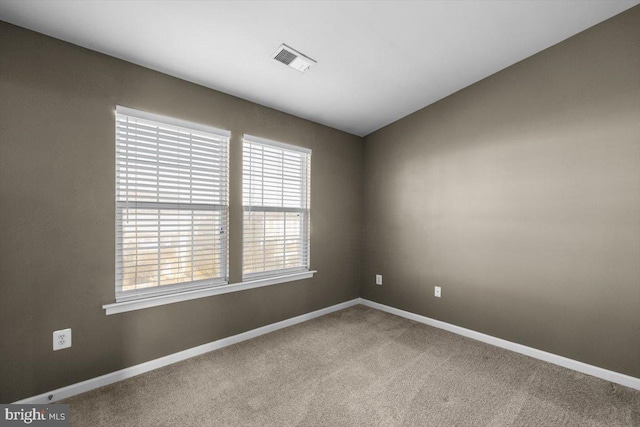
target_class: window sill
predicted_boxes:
[103,270,317,315]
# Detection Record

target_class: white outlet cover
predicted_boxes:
[53,328,72,351]
[376,274,382,285]
[435,286,442,298]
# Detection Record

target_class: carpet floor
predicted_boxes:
[64,305,640,426]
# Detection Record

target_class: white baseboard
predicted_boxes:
[358,298,640,391]
[13,298,361,404]
[13,296,639,403]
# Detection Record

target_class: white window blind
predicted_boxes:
[243,135,311,280]
[116,106,230,302]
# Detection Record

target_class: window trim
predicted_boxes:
[103,270,317,315]
[106,114,318,314]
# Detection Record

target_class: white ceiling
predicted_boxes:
[1,1,637,136]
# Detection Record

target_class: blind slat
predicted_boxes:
[242,137,311,280]
[116,107,229,301]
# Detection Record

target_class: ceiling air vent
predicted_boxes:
[272,44,316,73]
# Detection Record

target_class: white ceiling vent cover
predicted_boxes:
[272,44,317,73]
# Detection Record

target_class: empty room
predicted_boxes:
[1,1,639,426]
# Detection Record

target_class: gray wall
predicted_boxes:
[362,7,640,377]
[2,5,639,404]
[0,22,363,403]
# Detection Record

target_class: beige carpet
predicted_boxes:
[64,305,640,426]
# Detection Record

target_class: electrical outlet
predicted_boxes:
[376,274,382,285]
[53,328,72,351]
[434,286,442,298]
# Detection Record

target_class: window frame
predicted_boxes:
[114,106,230,303]
[104,115,317,315]
[242,134,312,281]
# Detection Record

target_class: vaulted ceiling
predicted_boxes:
[1,0,637,136]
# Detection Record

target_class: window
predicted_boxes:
[243,135,311,280]
[115,106,229,302]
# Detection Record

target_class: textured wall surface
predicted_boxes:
[362,7,640,377]
[0,22,363,403]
